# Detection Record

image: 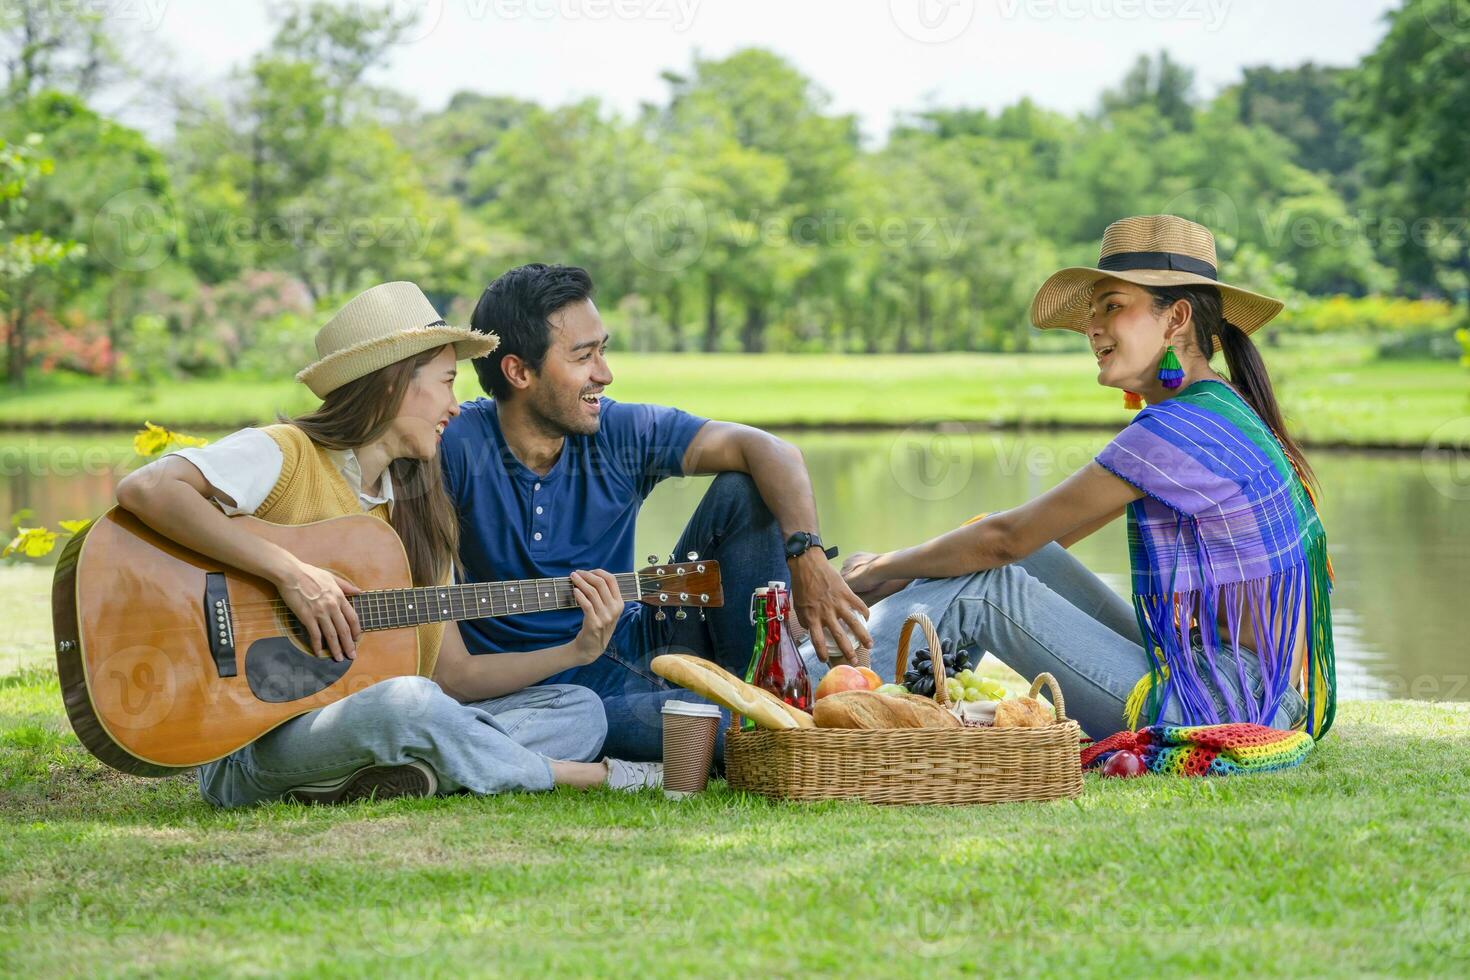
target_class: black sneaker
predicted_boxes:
[285,761,438,804]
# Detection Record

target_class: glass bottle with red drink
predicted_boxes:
[743,581,811,729]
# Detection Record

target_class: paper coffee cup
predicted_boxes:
[661,701,721,799]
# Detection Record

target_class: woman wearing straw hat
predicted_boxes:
[825,215,1337,741]
[116,282,663,804]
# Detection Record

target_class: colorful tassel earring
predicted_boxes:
[1123,391,1144,410]
[1157,345,1184,389]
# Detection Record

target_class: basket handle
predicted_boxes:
[1026,671,1069,722]
[895,613,950,708]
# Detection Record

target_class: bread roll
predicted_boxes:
[650,654,814,730]
[813,690,961,730]
[993,696,1054,729]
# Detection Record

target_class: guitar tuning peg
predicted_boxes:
[655,610,666,621]
[646,554,658,565]
[675,609,687,621]
[698,608,706,622]
[687,551,699,560]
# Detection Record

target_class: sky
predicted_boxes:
[116,0,1402,139]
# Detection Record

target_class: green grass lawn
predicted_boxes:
[2,540,1467,976]
[2,348,1466,449]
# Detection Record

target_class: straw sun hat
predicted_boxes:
[296,282,499,398]
[1029,214,1284,338]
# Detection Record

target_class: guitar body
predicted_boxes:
[53,510,419,775]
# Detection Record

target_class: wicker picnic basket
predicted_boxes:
[724,613,1083,805]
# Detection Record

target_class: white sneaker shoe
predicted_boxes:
[604,758,664,791]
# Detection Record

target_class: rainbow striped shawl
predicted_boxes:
[1095,380,1336,738]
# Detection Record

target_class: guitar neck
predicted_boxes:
[350,573,644,631]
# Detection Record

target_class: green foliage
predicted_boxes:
[0,133,83,299]
[1276,294,1466,336]
[1342,0,1470,296]
[0,0,1466,371]
[1100,51,1197,131]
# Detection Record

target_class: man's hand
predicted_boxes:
[788,549,871,664]
[841,551,913,607]
[568,569,626,665]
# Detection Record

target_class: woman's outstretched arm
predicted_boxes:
[843,462,1141,591]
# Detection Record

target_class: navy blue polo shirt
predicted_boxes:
[441,396,708,654]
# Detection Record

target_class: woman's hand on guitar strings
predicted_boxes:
[568,569,626,666]
[274,558,363,661]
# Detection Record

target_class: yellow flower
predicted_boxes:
[3,527,59,559]
[133,422,209,458]
[58,519,91,535]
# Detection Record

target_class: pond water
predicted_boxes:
[4,428,1466,701]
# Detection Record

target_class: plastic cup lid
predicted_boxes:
[661,701,722,718]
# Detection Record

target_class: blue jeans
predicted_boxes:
[801,542,1307,741]
[547,472,790,761]
[198,676,608,807]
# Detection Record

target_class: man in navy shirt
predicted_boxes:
[437,264,871,761]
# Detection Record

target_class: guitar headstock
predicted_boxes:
[635,560,724,608]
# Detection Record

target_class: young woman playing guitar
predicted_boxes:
[115,282,662,804]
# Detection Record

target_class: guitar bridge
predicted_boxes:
[204,572,237,677]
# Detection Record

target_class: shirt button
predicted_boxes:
[533,532,543,541]
[535,506,543,515]
[533,482,541,491]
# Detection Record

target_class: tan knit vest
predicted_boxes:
[256,424,444,678]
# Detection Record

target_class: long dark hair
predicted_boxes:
[286,346,459,586]
[1147,284,1316,490]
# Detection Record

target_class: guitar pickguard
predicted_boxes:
[244,638,352,703]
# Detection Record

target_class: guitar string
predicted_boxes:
[98,573,716,642]
[213,575,648,629]
[220,572,662,623]
[219,570,715,621]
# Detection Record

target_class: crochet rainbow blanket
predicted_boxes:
[1081,722,1313,777]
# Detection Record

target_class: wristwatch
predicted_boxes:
[785,531,838,561]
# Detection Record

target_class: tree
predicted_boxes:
[0,134,83,384]
[1234,64,1360,192]
[657,50,859,351]
[1101,51,1197,131]
[174,2,466,302]
[0,0,117,99]
[408,92,537,205]
[1342,0,1470,298]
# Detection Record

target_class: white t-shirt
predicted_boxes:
[167,428,394,517]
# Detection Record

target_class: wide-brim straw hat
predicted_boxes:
[1029,214,1284,339]
[297,281,499,398]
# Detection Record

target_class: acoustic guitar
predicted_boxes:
[51,508,723,776]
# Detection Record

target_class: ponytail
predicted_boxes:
[1148,285,1316,492]
[1215,317,1316,490]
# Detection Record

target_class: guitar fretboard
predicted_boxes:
[350,573,644,631]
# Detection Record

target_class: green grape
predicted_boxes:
[978,680,1007,700]
[963,686,983,702]
[945,679,964,702]
[955,669,975,685]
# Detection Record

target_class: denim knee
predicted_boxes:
[706,471,771,519]
[354,675,454,738]
[545,684,609,759]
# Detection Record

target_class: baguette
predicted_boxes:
[650,654,815,730]
[813,690,961,730]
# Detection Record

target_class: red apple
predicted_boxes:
[814,665,872,701]
[1101,750,1145,778]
